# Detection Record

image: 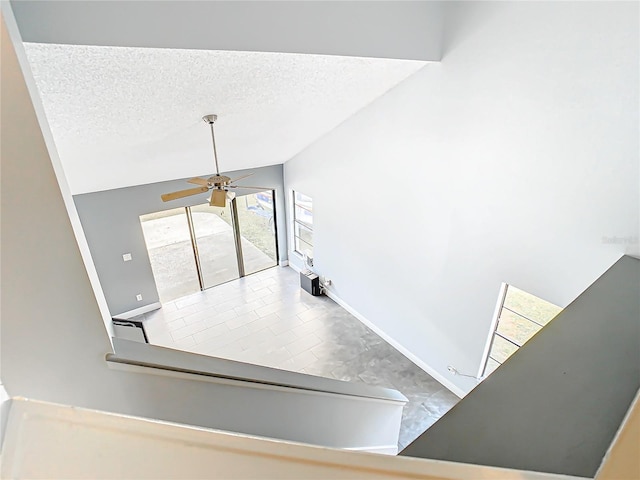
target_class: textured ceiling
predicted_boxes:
[24,43,427,194]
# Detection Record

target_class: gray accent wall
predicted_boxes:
[11,1,444,61]
[74,165,287,316]
[400,255,640,478]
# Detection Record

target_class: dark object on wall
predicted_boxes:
[300,271,321,296]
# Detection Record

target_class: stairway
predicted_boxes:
[400,255,640,478]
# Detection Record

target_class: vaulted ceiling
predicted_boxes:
[12,1,443,194]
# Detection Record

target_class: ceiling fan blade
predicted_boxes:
[227,185,272,191]
[226,191,236,201]
[229,173,254,184]
[187,177,210,186]
[209,189,227,207]
[161,186,209,202]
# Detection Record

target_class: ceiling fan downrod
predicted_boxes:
[160,114,268,207]
[203,114,221,176]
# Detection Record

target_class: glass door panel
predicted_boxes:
[190,203,240,288]
[139,207,200,302]
[236,191,278,276]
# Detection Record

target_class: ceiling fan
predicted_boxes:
[161,114,270,208]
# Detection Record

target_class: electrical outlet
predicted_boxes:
[122,253,132,262]
[136,294,143,301]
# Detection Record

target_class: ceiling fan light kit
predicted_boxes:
[209,189,227,208]
[161,114,270,207]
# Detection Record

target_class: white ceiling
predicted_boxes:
[24,43,427,194]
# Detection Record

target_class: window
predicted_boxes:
[292,191,313,259]
[482,284,562,377]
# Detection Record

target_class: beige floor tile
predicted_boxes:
[278,349,318,371]
[170,320,210,340]
[245,313,281,333]
[143,265,458,451]
[254,301,286,318]
[193,322,230,344]
[226,311,259,330]
[237,327,277,350]
[285,332,323,357]
[289,320,323,339]
[198,324,252,351]
[174,335,196,349]
[297,306,329,323]
[258,330,298,350]
[268,316,305,336]
[233,300,266,316]
[273,303,309,319]
[182,305,231,325]
[203,309,238,328]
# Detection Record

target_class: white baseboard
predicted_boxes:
[113,302,162,320]
[344,444,398,456]
[287,262,466,398]
[279,260,289,267]
[288,262,302,273]
[324,290,466,399]
[0,383,10,453]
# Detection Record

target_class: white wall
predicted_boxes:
[284,1,639,395]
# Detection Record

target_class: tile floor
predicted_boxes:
[138,266,459,450]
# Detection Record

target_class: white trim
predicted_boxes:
[291,250,305,262]
[106,361,407,406]
[290,261,464,396]
[279,260,289,267]
[110,338,407,403]
[290,189,315,261]
[324,290,466,398]
[343,444,398,456]
[289,261,302,273]
[6,398,584,480]
[287,188,296,260]
[594,387,640,478]
[113,302,161,320]
[0,383,10,453]
[477,282,508,378]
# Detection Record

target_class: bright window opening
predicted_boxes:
[483,285,562,377]
[292,191,313,259]
[139,191,278,303]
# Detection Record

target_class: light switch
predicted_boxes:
[136,294,143,301]
[122,253,132,262]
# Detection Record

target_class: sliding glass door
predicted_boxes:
[236,191,278,276]
[140,207,201,302]
[190,203,240,289]
[140,191,279,303]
